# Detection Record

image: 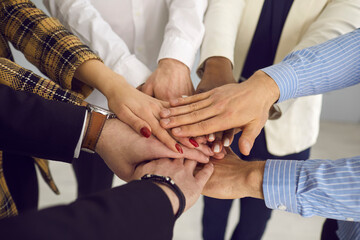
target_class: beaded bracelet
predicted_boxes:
[141,174,186,219]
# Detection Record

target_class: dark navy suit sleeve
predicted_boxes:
[0,84,86,162]
[0,181,175,240]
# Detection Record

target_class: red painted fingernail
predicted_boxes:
[175,144,183,154]
[140,127,151,138]
[189,138,199,147]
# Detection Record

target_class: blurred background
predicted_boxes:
[10,1,360,239]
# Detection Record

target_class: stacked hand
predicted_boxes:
[140,58,207,151]
[132,158,214,214]
[159,70,280,156]
[96,118,212,182]
[194,57,238,156]
[199,148,265,199]
[74,59,210,154]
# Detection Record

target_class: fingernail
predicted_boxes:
[171,99,179,105]
[208,133,215,141]
[189,138,199,147]
[140,127,151,138]
[223,138,230,147]
[172,127,181,134]
[181,95,188,98]
[213,144,220,153]
[161,118,170,125]
[175,144,183,154]
[161,109,171,117]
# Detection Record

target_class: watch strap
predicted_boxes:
[81,111,107,153]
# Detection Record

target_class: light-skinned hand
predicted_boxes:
[140,58,199,150]
[96,119,212,182]
[132,158,214,215]
[198,148,265,199]
[74,59,183,154]
[159,70,280,155]
[141,58,195,101]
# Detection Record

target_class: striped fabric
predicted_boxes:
[337,221,360,240]
[264,158,360,221]
[262,29,360,239]
[262,29,360,103]
[0,0,100,219]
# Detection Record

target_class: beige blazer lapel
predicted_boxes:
[274,0,328,63]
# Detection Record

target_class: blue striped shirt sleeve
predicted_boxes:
[263,157,360,221]
[262,29,360,103]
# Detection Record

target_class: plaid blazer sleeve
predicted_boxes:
[0,0,101,97]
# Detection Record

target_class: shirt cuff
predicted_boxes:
[74,111,88,158]
[112,55,152,88]
[261,62,299,103]
[263,159,300,215]
[158,36,196,70]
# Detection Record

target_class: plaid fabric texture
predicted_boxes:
[0,0,100,219]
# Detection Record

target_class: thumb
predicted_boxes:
[238,124,261,156]
[195,162,214,187]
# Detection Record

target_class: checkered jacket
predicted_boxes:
[0,0,100,219]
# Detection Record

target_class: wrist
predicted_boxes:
[94,118,112,155]
[81,104,116,154]
[74,60,128,97]
[158,58,190,73]
[204,57,233,73]
[254,70,280,105]
[201,57,236,87]
[244,161,265,199]
[156,183,179,215]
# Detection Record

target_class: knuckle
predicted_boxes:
[148,101,159,110]
[198,121,208,131]
[189,102,199,111]
[117,105,127,115]
[190,110,200,119]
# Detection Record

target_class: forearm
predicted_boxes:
[0,181,175,240]
[74,60,129,99]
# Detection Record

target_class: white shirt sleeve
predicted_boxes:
[74,111,87,159]
[159,0,208,69]
[43,0,151,88]
[196,0,245,77]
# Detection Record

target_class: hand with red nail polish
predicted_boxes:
[74,60,182,154]
[96,118,211,182]
[106,81,183,153]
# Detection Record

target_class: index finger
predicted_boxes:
[171,115,231,138]
[169,90,212,107]
[160,97,212,118]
